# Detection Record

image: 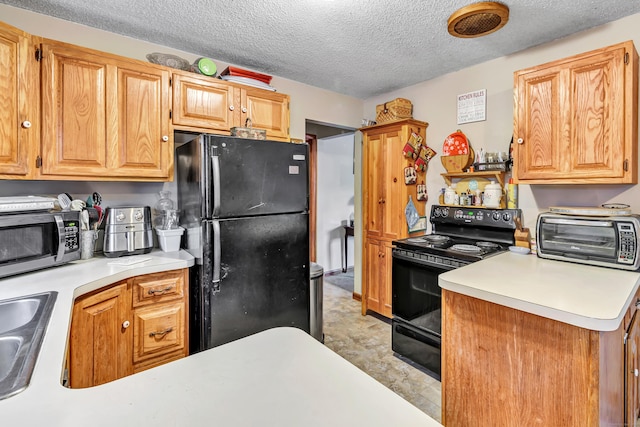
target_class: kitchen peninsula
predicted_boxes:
[0,252,440,426]
[439,252,640,426]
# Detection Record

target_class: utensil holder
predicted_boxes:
[80,230,98,260]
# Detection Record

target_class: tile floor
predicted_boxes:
[322,271,442,422]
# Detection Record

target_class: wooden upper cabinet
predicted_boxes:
[513,41,639,184]
[0,21,38,178]
[172,70,290,141]
[40,39,172,181]
[172,72,237,131]
[243,88,290,141]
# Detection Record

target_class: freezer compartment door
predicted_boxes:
[205,135,309,218]
[199,213,310,350]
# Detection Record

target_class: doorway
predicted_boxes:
[305,120,356,273]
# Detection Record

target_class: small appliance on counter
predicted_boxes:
[536,205,640,271]
[0,196,80,278]
[102,206,153,257]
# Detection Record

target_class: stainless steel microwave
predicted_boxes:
[536,212,640,271]
[0,210,81,279]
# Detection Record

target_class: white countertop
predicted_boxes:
[439,252,640,331]
[0,252,440,426]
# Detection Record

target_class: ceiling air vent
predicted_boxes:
[448,2,509,38]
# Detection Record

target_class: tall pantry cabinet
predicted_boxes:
[360,119,428,318]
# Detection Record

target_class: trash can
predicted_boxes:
[310,262,324,342]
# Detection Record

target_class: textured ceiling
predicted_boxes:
[3,0,640,99]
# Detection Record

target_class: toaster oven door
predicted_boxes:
[538,217,618,258]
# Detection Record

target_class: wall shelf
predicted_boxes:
[441,171,506,187]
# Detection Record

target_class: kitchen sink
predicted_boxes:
[0,292,57,400]
[0,298,41,335]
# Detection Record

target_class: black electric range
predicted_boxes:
[391,205,521,380]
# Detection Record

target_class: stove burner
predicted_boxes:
[407,237,426,243]
[476,241,499,249]
[449,244,482,253]
[424,234,451,242]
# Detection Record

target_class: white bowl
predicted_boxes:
[508,246,530,255]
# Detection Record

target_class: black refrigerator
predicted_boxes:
[176,134,310,353]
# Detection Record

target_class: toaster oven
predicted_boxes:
[536,210,640,271]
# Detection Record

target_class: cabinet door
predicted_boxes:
[514,41,637,183]
[363,132,384,239]
[242,88,290,141]
[40,41,109,177]
[380,129,404,240]
[363,239,392,318]
[0,22,36,177]
[40,40,171,180]
[514,65,564,180]
[172,72,238,131]
[111,61,171,179]
[69,281,132,388]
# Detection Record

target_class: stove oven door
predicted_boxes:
[391,249,458,380]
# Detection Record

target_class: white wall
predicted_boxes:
[315,134,355,272]
[363,12,640,232]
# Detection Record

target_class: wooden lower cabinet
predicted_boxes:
[442,289,630,426]
[68,269,188,388]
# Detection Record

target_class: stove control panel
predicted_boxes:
[431,205,521,229]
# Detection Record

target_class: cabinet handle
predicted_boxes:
[21,120,32,129]
[517,138,524,144]
[149,327,174,338]
[241,107,247,113]
[162,135,169,142]
[122,320,130,329]
[229,105,235,111]
[381,199,386,204]
[148,285,174,295]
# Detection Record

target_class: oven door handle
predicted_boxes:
[394,322,441,346]
[543,218,613,227]
[392,250,459,270]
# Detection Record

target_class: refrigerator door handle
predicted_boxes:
[211,147,221,217]
[211,220,221,294]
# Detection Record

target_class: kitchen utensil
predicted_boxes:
[441,154,470,172]
[70,199,85,211]
[145,52,190,70]
[80,210,89,231]
[442,131,469,156]
[57,193,71,210]
[92,192,102,206]
[190,57,217,76]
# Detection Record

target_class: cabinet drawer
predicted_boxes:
[133,301,185,363]
[132,269,185,307]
